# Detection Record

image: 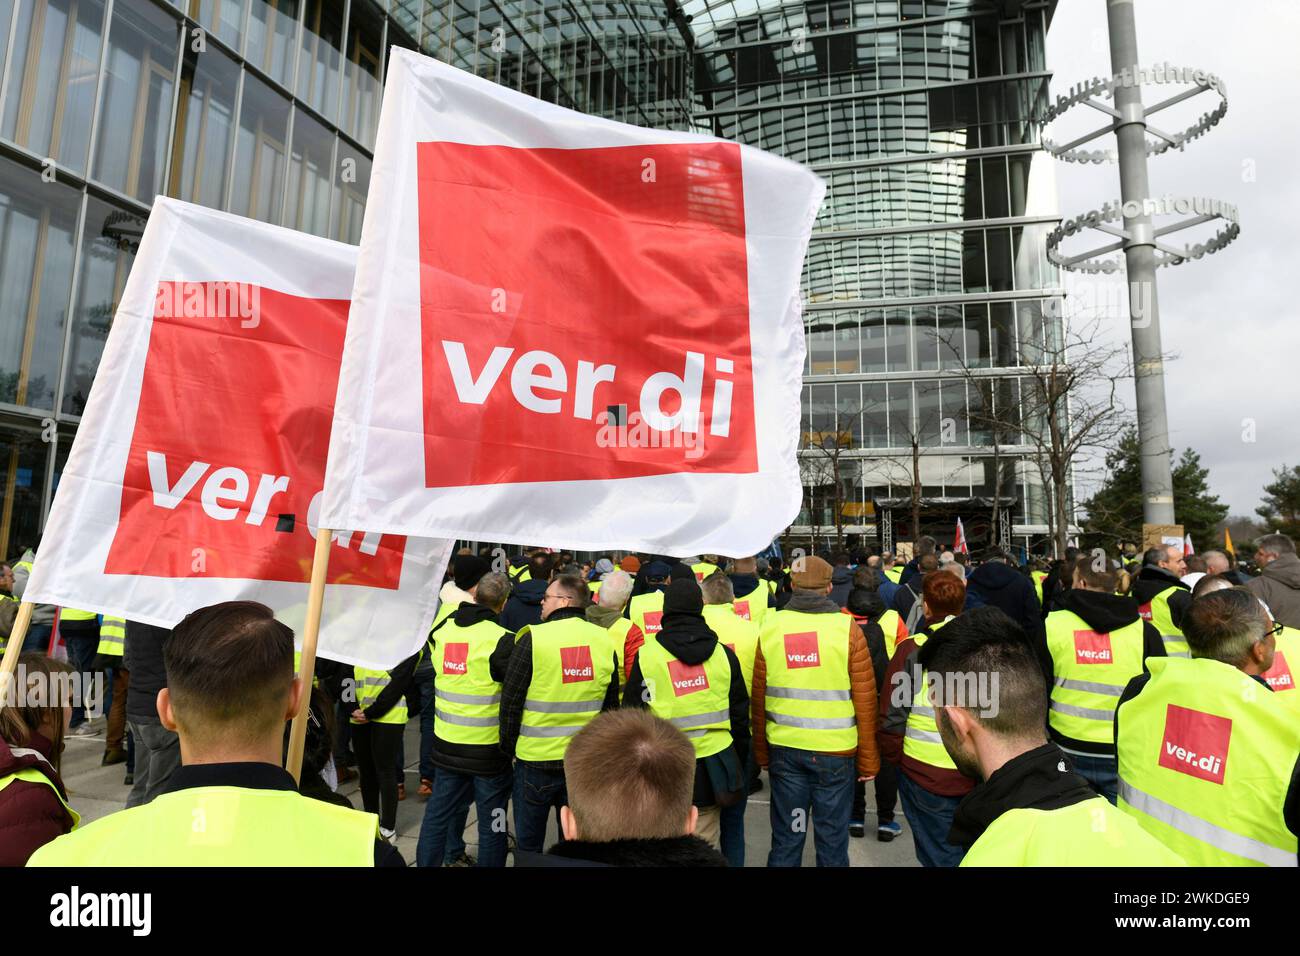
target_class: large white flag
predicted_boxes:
[321,49,824,556]
[25,198,451,668]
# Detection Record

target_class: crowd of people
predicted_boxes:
[1,531,1297,867]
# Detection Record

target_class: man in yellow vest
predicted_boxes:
[726,555,775,630]
[585,569,641,689]
[626,577,749,852]
[58,607,102,738]
[919,607,1185,866]
[1116,587,1300,866]
[1038,556,1164,804]
[1132,544,1191,657]
[700,570,760,864]
[94,616,130,767]
[417,572,515,867]
[10,544,56,654]
[29,601,400,865]
[754,556,879,867]
[880,551,904,584]
[625,560,673,657]
[499,573,619,853]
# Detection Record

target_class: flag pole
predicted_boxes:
[0,603,35,706]
[285,527,333,783]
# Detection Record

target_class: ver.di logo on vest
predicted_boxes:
[1262,651,1294,692]
[442,642,469,675]
[667,659,709,696]
[733,600,751,621]
[1073,629,1113,665]
[643,611,663,634]
[784,632,820,668]
[1158,704,1231,785]
[560,645,594,683]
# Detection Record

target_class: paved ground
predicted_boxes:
[60,720,918,867]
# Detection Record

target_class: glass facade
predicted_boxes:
[686,0,1066,551]
[0,0,693,559]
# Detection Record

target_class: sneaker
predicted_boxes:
[418,778,433,799]
[123,773,134,786]
[849,820,865,838]
[379,827,396,843]
[444,851,476,867]
[68,722,101,738]
[878,820,902,842]
[396,783,406,801]
[101,748,127,766]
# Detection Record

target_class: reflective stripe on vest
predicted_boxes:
[1045,609,1145,745]
[27,787,375,866]
[734,584,769,631]
[1138,586,1188,658]
[703,603,758,696]
[518,616,615,762]
[628,591,665,640]
[637,636,733,758]
[760,609,856,752]
[902,618,957,770]
[1116,656,1300,867]
[96,616,126,658]
[430,617,506,744]
[352,667,408,726]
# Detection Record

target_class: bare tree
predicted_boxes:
[800,399,872,552]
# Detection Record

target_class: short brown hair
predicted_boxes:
[164,601,295,748]
[563,709,695,841]
[551,573,589,606]
[1074,554,1118,592]
[922,570,966,618]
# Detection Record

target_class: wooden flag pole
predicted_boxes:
[285,527,334,783]
[0,603,35,707]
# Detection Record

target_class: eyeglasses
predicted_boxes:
[1265,621,1284,640]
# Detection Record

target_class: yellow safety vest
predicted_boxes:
[1137,585,1188,658]
[0,765,80,833]
[878,609,904,659]
[351,667,408,726]
[60,607,98,622]
[691,562,719,583]
[759,609,857,752]
[733,583,770,630]
[628,590,665,641]
[1117,656,1300,867]
[1261,626,1300,716]
[602,615,635,689]
[429,617,507,746]
[961,797,1186,866]
[510,566,531,583]
[637,636,733,758]
[902,617,957,770]
[96,616,126,658]
[883,566,904,584]
[1030,571,1048,606]
[1045,610,1145,746]
[517,616,616,762]
[588,580,602,596]
[703,603,759,696]
[28,786,376,866]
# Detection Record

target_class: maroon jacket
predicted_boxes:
[0,731,76,866]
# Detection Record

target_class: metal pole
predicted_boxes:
[1106,0,1175,524]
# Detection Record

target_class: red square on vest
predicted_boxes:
[667,659,709,696]
[644,611,663,634]
[1263,651,1295,693]
[734,600,751,621]
[784,631,820,669]
[442,642,469,675]
[561,645,594,683]
[1137,602,1153,621]
[1158,704,1231,785]
[1073,629,1113,665]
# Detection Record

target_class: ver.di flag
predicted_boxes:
[24,198,452,669]
[321,49,825,556]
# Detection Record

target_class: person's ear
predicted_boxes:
[685,804,699,836]
[1251,636,1275,673]
[157,688,178,733]
[560,805,579,841]
[943,705,978,745]
[284,676,305,721]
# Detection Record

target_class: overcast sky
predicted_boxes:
[1045,0,1299,522]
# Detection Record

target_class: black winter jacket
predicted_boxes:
[966,561,1042,637]
[124,621,170,722]
[500,579,547,633]
[514,834,727,867]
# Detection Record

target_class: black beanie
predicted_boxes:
[663,577,704,617]
[453,555,490,591]
[667,562,696,585]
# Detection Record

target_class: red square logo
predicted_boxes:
[442,643,469,676]
[643,611,663,634]
[1073,630,1113,665]
[415,142,756,487]
[733,600,751,621]
[1158,704,1231,785]
[1137,602,1153,622]
[667,659,709,696]
[560,645,594,683]
[784,632,821,669]
[1263,651,1295,693]
[104,282,405,586]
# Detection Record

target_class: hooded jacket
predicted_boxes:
[1037,589,1165,755]
[1246,552,1300,630]
[1131,565,1189,607]
[514,834,728,867]
[966,561,1042,637]
[124,621,170,723]
[427,603,515,776]
[829,565,854,609]
[500,577,548,633]
[0,731,76,866]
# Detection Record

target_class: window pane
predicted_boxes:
[333,138,371,244]
[836,382,863,447]
[231,71,290,223]
[298,0,344,122]
[0,428,51,559]
[941,381,967,446]
[886,380,911,446]
[94,0,179,202]
[247,0,299,88]
[422,0,449,60]
[915,380,942,444]
[863,382,888,449]
[342,0,384,147]
[986,226,1013,292]
[285,108,332,236]
[937,303,965,369]
[885,306,909,371]
[169,45,239,209]
[913,305,938,372]
[0,158,79,411]
[2,0,107,175]
[188,0,245,52]
[62,196,141,415]
[989,301,1014,366]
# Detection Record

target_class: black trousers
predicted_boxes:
[351,721,404,831]
[852,760,899,825]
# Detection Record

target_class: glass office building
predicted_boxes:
[685,0,1066,554]
[0,0,692,560]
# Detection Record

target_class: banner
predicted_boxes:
[25,199,452,669]
[322,49,825,556]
